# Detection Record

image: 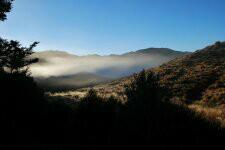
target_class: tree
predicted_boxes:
[125,70,162,112]
[0,37,39,74]
[79,89,102,113]
[0,0,13,21]
[0,38,8,71]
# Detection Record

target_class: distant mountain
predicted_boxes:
[35,72,111,92]
[123,48,187,56]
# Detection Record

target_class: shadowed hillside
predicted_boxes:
[1,69,224,150]
[35,72,112,92]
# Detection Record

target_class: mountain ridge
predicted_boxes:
[123,48,189,56]
[36,47,189,57]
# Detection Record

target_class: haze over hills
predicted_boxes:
[31,48,188,90]
[32,48,188,78]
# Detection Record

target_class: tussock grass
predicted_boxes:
[189,104,225,128]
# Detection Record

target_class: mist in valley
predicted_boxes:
[31,49,184,79]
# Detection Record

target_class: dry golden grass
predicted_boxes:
[47,91,87,100]
[188,104,225,128]
[47,87,225,127]
[47,76,131,102]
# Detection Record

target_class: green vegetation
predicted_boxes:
[0,0,13,21]
[0,38,39,74]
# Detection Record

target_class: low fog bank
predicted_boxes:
[30,50,182,78]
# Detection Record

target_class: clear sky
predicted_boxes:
[0,0,225,55]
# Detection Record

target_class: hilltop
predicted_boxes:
[123,48,187,56]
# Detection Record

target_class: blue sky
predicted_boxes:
[0,0,225,55]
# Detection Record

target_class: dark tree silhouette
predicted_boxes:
[125,70,162,112]
[0,0,13,21]
[0,38,39,74]
[0,38,8,72]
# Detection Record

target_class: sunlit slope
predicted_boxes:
[154,41,225,106]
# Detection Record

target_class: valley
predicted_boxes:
[48,42,225,127]
[32,48,189,91]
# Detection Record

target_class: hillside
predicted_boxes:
[153,41,225,106]
[51,42,225,105]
